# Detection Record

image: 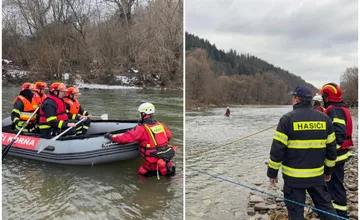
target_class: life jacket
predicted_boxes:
[13,95,38,124]
[313,105,325,113]
[39,95,68,127]
[225,109,230,116]
[325,105,353,150]
[63,97,80,115]
[139,122,174,167]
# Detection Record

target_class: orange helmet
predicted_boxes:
[35,81,48,90]
[49,82,67,92]
[21,82,34,91]
[319,83,342,102]
[66,87,81,96]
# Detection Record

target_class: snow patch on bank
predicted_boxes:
[76,83,142,90]
[6,69,31,77]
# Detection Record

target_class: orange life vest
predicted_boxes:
[13,95,38,124]
[63,98,80,115]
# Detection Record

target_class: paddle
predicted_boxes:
[92,114,108,120]
[2,107,40,159]
[37,117,87,154]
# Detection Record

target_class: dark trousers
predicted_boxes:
[283,184,338,220]
[39,127,77,137]
[75,118,91,135]
[327,162,348,218]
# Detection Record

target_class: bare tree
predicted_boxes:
[340,66,358,101]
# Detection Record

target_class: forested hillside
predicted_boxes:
[186,32,315,91]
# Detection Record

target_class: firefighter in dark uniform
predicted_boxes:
[320,83,353,218]
[267,86,338,219]
[64,87,92,135]
[11,83,39,133]
[38,82,78,136]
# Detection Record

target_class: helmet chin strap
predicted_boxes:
[139,113,151,122]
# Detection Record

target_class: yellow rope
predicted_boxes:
[218,124,277,148]
[269,211,313,220]
[187,124,277,156]
[269,204,314,220]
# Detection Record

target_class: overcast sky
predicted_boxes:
[186,0,358,88]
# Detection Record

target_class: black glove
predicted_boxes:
[104,133,113,140]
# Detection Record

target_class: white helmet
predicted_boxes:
[313,95,323,102]
[138,102,155,114]
[227,107,229,109]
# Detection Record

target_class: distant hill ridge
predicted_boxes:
[186,32,317,91]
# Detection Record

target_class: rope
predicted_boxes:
[187,125,277,156]
[188,167,348,220]
[218,125,277,148]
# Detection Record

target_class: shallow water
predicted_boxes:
[185,106,358,220]
[2,87,183,220]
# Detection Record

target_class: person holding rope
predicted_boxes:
[267,86,338,219]
[320,83,353,218]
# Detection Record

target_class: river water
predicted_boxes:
[185,106,358,220]
[2,87,183,220]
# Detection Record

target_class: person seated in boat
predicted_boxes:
[224,107,230,117]
[312,94,325,113]
[11,83,39,133]
[64,87,92,135]
[38,82,80,136]
[32,81,48,104]
[104,102,177,177]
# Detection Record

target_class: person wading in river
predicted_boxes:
[267,85,338,219]
[224,107,230,117]
[104,102,177,177]
[320,83,354,218]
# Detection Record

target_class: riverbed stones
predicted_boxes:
[247,207,256,215]
[254,203,269,211]
[250,195,264,203]
[349,204,358,211]
[349,211,358,219]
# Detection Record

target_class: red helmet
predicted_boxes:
[49,82,67,92]
[21,82,34,91]
[319,83,342,102]
[66,87,80,97]
[35,81,48,90]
